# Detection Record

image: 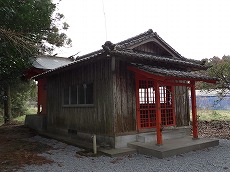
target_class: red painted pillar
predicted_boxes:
[155,81,162,145]
[191,81,198,139]
[135,76,141,130]
[41,78,47,114]
[37,78,47,115]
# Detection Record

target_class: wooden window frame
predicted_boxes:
[62,83,94,107]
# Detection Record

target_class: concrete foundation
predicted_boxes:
[24,115,47,131]
[36,126,191,149]
[33,125,219,158]
[114,126,191,148]
[45,126,115,149]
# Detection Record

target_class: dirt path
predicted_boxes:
[199,120,230,140]
[0,124,53,172]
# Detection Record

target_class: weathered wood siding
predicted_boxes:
[174,86,190,126]
[46,58,114,135]
[133,42,172,56]
[46,56,190,137]
[113,60,136,134]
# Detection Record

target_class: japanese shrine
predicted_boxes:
[31,29,219,158]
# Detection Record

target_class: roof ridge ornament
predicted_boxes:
[102,41,115,52]
[147,29,153,34]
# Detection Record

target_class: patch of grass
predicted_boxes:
[196,110,230,121]
[13,107,37,123]
[14,115,27,122]
[25,107,37,115]
[0,107,37,125]
[0,115,3,126]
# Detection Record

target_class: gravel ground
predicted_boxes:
[18,136,230,172]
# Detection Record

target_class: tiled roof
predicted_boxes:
[34,29,208,79]
[116,29,156,47]
[74,49,105,61]
[109,49,207,70]
[132,64,217,82]
[116,29,184,59]
[116,29,206,65]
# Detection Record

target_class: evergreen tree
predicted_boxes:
[0,0,71,123]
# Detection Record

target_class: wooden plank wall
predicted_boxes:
[133,42,172,56]
[113,60,136,134]
[46,56,190,137]
[174,85,190,126]
[47,58,114,135]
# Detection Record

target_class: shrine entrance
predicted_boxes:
[128,65,217,145]
[136,78,175,130]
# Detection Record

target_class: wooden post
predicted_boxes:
[3,84,12,123]
[155,81,162,145]
[191,81,198,139]
[135,76,141,130]
[37,80,41,114]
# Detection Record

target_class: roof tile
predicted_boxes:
[133,64,217,82]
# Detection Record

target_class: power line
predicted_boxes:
[101,0,108,41]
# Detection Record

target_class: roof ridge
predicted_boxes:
[115,30,205,64]
[115,29,185,60]
[75,49,104,61]
[116,29,155,47]
[109,49,208,70]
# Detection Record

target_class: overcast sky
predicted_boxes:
[55,0,230,60]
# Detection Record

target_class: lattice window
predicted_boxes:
[137,79,175,129]
[160,86,175,126]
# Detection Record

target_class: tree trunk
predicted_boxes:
[4,84,12,123]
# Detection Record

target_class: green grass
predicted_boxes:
[1,108,230,126]
[195,109,230,121]
[25,107,37,115]
[0,115,3,125]
[0,107,37,125]
[14,115,27,122]
[14,107,37,123]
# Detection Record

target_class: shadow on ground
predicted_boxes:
[0,124,53,172]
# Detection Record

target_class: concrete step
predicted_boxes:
[137,133,156,143]
[137,127,191,143]
[128,136,219,158]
